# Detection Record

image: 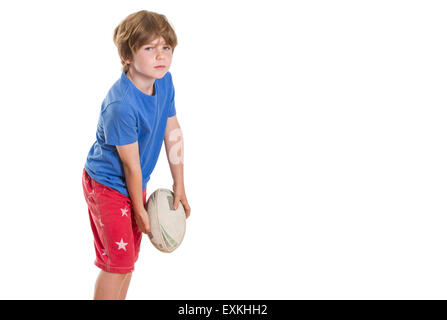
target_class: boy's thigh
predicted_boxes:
[98,195,137,266]
[82,169,146,273]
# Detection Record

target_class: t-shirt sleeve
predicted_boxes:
[102,102,138,146]
[167,72,177,118]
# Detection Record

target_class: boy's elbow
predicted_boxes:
[116,141,141,171]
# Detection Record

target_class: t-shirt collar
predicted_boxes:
[122,71,157,99]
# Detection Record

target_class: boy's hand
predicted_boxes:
[134,207,151,235]
[173,183,191,219]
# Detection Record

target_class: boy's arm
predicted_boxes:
[164,116,184,186]
[164,116,191,218]
[116,141,151,233]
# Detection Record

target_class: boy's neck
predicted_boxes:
[126,69,155,96]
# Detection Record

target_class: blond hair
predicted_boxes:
[113,10,178,72]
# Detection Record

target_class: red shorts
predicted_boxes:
[82,168,147,273]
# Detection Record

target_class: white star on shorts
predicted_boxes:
[99,218,105,227]
[121,208,129,217]
[115,238,128,251]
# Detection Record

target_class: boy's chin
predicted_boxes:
[147,70,168,79]
[154,69,169,77]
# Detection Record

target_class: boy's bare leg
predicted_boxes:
[94,270,131,300]
[119,272,133,299]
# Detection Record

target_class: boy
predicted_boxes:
[81,10,191,300]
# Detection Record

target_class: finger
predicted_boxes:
[135,218,143,233]
[183,206,190,218]
[173,197,180,210]
[137,221,148,234]
[184,203,191,217]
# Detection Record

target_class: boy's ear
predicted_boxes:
[124,55,133,65]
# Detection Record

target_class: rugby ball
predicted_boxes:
[145,188,186,253]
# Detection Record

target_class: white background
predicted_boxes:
[0,0,446,299]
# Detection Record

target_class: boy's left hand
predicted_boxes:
[173,183,191,219]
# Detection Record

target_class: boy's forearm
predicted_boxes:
[170,157,184,187]
[164,126,184,186]
[123,165,145,211]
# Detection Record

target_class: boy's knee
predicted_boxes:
[101,269,132,277]
[117,272,132,278]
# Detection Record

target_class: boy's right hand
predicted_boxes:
[134,207,151,235]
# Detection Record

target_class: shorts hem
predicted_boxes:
[94,260,134,274]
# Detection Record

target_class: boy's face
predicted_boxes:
[125,36,173,79]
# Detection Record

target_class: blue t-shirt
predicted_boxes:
[84,71,176,197]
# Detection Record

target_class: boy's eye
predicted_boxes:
[145,46,171,51]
